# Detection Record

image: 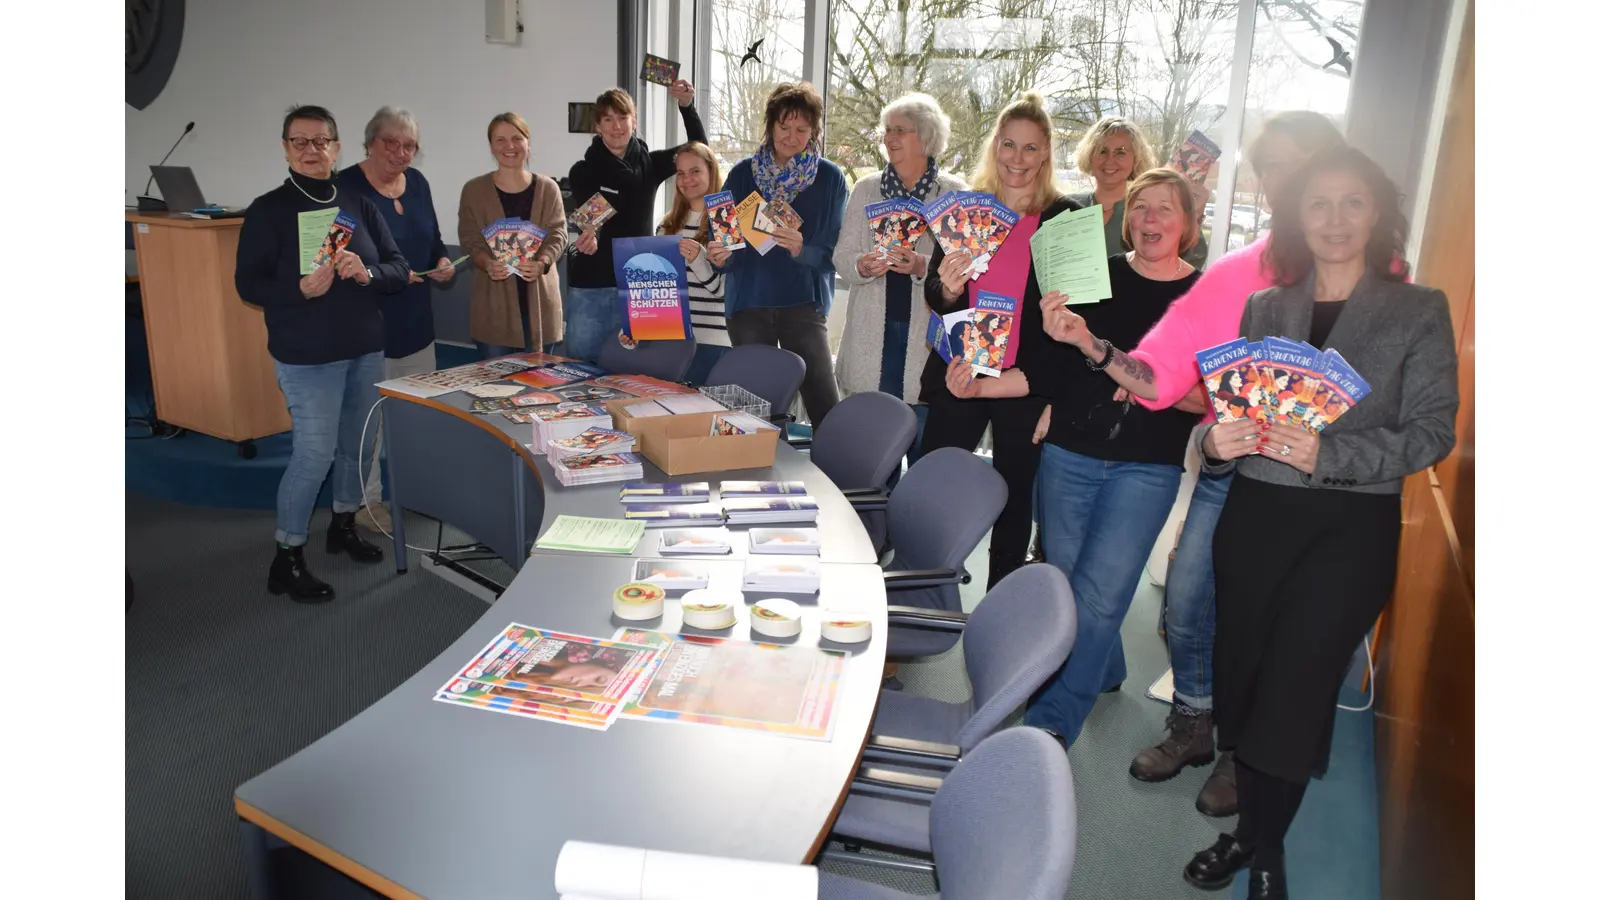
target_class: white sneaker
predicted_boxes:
[354,503,392,534]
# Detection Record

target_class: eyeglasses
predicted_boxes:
[288,136,335,151]
[381,137,419,155]
[881,126,916,137]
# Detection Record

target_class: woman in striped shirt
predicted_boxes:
[655,141,729,383]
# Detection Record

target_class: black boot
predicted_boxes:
[1247,866,1288,900]
[327,511,384,563]
[268,545,335,603]
[1183,833,1254,891]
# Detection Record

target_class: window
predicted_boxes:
[706,0,810,169]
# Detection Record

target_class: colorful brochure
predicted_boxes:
[1307,349,1370,432]
[640,53,680,86]
[509,362,607,389]
[705,190,746,249]
[865,198,928,257]
[755,197,802,234]
[734,192,772,253]
[303,210,356,274]
[1171,130,1222,185]
[1261,336,1325,427]
[968,290,1020,375]
[614,235,691,341]
[1197,338,1262,424]
[508,220,547,278]
[570,193,617,234]
[620,482,712,503]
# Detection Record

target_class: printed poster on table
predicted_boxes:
[613,236,692,341]
[611,629,847,741]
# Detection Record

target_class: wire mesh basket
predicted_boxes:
[697,383,772,420]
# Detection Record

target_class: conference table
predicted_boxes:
[233,372,889,899]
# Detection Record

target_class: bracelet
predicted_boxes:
[1085,338,1115,371]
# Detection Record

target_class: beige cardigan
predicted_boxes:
[832,171,967,404]
[457,172,569,348]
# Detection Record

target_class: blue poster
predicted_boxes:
[613,236,691,341]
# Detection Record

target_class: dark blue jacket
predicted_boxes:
[338,166,449,358]
[719,157,848,316]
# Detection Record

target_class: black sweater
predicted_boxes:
[1018,255,1202,467]
[919,196,1083,403]
[235,172,410,365]
[566,103,707,288]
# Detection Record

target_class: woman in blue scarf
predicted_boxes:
[713,81,848,427]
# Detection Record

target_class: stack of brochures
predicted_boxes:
[710,411,778,435]
[748,527,821,555]
[720,480,806,498]
[546,427,636,462]
[530,404,612,453]
[622,503,727,528]
[1196,337,1370,432]
[655,393,728,415]
[743,556,822,593]
[620,483,711,504]
[550,451,644,488]
[658,528,734,555]
[723,496,820,525]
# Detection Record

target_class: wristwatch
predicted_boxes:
[364,267,376,284]
[1085,338,1115,371]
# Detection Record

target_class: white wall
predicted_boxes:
[125,0,619,239]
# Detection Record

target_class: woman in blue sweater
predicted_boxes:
[715,82,848,426]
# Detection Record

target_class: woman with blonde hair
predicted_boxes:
[1071,116,1208,268]
[918,91,1082,591]
[457,112,568,359]
[656,141,728,383]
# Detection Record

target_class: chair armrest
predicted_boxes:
[884,606,970,632]
[882,568,968,591]
[844,488,890,512]
[863,733,962,767]
[851,765,945,799]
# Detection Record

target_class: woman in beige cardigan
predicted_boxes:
[457,112,568,357]
[833,94,965,471]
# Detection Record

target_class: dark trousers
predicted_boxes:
[919,392,1046,589]
[729,305,840,427]
[1212,474,1401,783]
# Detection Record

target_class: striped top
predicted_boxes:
[658,212,729,346]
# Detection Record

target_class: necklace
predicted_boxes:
[1129,251,1184,281]
[288,173,336,204]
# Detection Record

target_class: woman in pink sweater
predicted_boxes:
[1041,111,1346,817]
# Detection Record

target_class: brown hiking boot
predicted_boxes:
[1130,706,1215,782]
[1196,751,1239,817]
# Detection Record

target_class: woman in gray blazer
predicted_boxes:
[1184,146,1458,900]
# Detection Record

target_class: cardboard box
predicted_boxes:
[605,399,779,475]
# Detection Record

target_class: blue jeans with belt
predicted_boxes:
[273,352,384,546]
[564,285,621,363]
[1165,470,1234,709]
[1024,443,1182,746]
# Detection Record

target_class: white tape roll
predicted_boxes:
[613,583,666,621]
[820,618,872,643]
[748,598,803,638]
[679,589,738,630]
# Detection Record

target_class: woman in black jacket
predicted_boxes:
[234,105,410,603]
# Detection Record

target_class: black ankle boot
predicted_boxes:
[1247,864,1288,899]
[1183,833,1254,891]
[268,545,335,603]
[327,512,384,563]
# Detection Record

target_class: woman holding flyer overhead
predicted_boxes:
[234,105,410,603]
[717,81,849,427]
[954,169,1203,745]
[920,91,1081,591]
[655,142,729,384]
[1165,147,1457,900]
[567,82,706,362]
[1046,111,1348,818]
[458,112,568,359]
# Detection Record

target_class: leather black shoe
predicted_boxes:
[1247,866,1288,900]
[327,512,384,563]
[267,545,334,603]
[1183,833,1254,891]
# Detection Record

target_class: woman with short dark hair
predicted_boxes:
[235,105,410,602]
[717,81,849,426]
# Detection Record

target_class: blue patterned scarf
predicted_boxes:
[880,156,939,202]
[753,141,821,204]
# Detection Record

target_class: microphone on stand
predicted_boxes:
[137,121,196,211]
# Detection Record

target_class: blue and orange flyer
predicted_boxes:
[1198,338,1262,423]
[865,198,928,257]
[705,190,745,249]
[613,235,691,341]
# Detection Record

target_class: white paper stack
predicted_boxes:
[620,399,673,418]
[743,556,822,594]
[550,451,644,487]
[530,404,613,453]
[659,528,734,555]
[554,841,817,900]
[656,392,729,415]
[633,558,711,591]
[722,496,820,525]
[748,527,821,555]
[546,427,636,461]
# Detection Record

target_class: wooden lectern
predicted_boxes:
[127,212,290,457]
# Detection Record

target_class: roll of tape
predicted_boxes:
[820,618,872,643]
[679,589,738,630]
[613,582,666,621]
[749,598,803,638]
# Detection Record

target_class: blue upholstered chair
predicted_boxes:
[597,332,697,383]
[804,392,917,554]
[818,727,1078,899]
[701,343,806,427]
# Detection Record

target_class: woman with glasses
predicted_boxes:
[1069,116,1209,269]
[953,168,1203,744]
[338,107,454,533]
[457,112,568,359]
[235,105,410,603]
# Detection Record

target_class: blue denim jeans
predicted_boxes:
[878,319,910,398]
[1165,470,1233,709]
[273,352,384,546]
[1024,444,1182,745]
[563,285,621,363]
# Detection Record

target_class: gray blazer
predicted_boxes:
[1200,272,1458,495]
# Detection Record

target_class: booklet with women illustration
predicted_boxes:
[924,192,975,259]
[865,198,928,257]
[1197,337,1261,423]
[1171,130,1222,185]
[705,190,745,249]
[302,210,356,274]
[1197,338,1369,430]
[927,290,1019,376]
[1306,349,1370,432]
[1261,336,1325,428]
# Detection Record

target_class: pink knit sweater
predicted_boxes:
[1128,237,1273,420]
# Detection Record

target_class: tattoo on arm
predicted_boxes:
[1112,349,1154,383]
